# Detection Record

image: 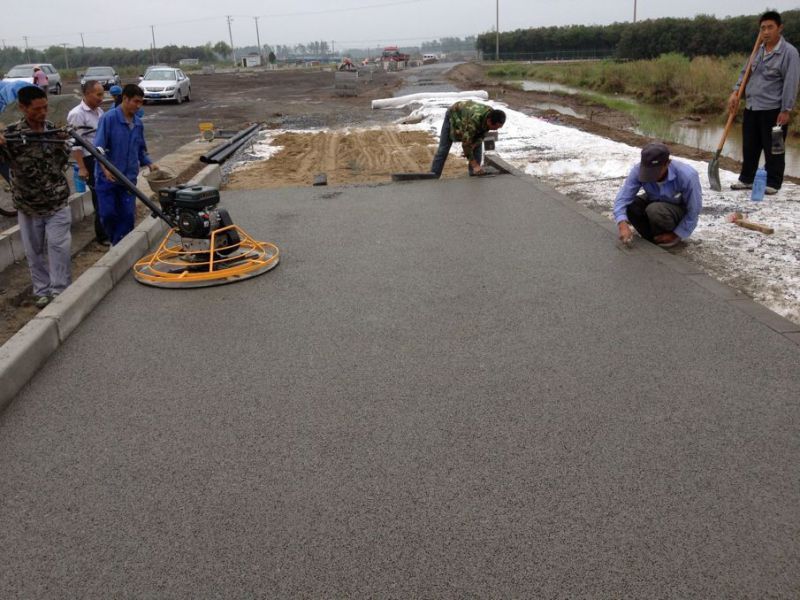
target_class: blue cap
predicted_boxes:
[109,85,122,96]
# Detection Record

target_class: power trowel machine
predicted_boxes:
[67,127,280,288]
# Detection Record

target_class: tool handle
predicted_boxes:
[735,219,774,234]
[717,34,762,153]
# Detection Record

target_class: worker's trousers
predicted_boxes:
[626,195,685,242]
[430,110,482,177]
[17,206,72,297]
[740,108,786,189]
[96,181,136,246]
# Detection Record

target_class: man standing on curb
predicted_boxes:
[68,80,109,246]
[0,85,72,308]
[94,84,158,245]
[430,100,506,178]
[729,10,800,194]
[614,142,703,248]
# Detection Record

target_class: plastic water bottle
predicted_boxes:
[771,126,785,155]
[751,167,767,202]
[72,164,86,193]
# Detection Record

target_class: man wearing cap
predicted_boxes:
[613,143,703,248]
[109,85,123,107]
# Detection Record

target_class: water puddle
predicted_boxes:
[510,79,800,176]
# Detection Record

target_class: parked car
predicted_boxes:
[138,67,191,104]
[80,66,120,90]
[1,63,62,94]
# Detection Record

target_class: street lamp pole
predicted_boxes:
[150,25,157,64]
[495,0,499,61]
[254,17,263,64]
[633,0,637,23]
[227,16,237,67]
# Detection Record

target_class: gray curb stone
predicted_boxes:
[0,155,220,411]
[0,318,59,412]
[36,266,114,343]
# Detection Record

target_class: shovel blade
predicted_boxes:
[708,151,722,191]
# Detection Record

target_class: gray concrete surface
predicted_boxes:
[394,62,461,97]
[0,166,217,410]
[1,175,800,597]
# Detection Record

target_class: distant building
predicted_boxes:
[178,58,200,66]
[241,54,262,67]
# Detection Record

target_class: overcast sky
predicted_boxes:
[1,1,798,51]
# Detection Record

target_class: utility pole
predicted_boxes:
[495,0,500,61]
[80,33,85,50]
[254,17,262,63]
[23,36,30,63]
[150,25,157,64]
[61,43,69,70]
[633,0,637,23]
[227,16,236,67]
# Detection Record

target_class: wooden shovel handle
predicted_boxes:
[717,34,763,153]
[735,219,774,235]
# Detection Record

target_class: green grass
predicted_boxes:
[488,53,800,136]
[488,53,744,114]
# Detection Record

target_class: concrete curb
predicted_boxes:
[0,191,92,272]
[0,163,220,411]
[484,154,800,347]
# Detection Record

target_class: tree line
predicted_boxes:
[477,10,800,60]
[0,43,229,72]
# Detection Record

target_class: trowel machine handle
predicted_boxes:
[67,126,176,227]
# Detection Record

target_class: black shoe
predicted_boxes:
[96,238,111,247]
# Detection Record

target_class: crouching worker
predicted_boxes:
[430,101,505,178]
[0,85,72,308]
[614,142,702,248]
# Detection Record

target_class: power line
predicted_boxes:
[0,1,424,47]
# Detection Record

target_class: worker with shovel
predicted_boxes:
[728,11,799,195]
[614,143,703,248]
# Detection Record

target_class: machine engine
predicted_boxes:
[158,185,240,255]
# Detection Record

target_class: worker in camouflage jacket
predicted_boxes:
[0,85,72,308]
[430,100,506,177]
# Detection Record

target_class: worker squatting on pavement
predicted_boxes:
[93,83,159,245]
[0,85,72,308]
[430,100,506,177]
[613,142,703,248]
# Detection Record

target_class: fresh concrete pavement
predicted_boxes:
[1,171,800,597]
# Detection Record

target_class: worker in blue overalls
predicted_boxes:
[93,83,159,245]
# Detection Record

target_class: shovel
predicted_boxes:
[708,34,762,191]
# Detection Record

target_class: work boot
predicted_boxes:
[730,181,752,190]
[34,295,51,308]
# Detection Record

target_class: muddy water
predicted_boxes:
[514,79,800,176]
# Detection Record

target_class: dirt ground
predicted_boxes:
[227,129,466,189]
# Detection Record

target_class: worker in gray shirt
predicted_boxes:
[729,10,800,194]
[67,81,109,245]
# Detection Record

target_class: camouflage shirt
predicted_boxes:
[0,118,71,216]
[447,100,493,161]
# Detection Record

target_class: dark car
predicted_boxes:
[80,66,121,90]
